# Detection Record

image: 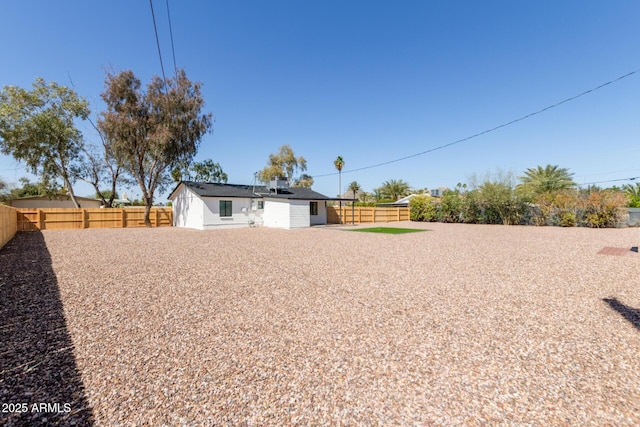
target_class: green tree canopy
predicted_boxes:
[292,173,314,188]
[0,177,62,203]
[96,189,119,200]
[99,69,212,226]
[517,164,576,195]
[77,119,129,208]
[257,145,308,184]
[0,78,90,207]
[348,181,361,199]
[623,182,640,197]
[379,179,411,201]
[191,159,228,183]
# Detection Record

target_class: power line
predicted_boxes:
[166,0,178,75]
[149,0,167,83]
[313,68,640,178]
[579,176,640,187]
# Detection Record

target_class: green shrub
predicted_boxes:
[559,210,576,227]
[438,190,463,223]
[412,183,628,228]
[460,191,481,224]
[579,189,628,228]
[474,181,526,225]
[409,195,438,222]
[628,196,640,208]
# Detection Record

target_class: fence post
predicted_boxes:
[37,209,44,230]
[82,209,89,228]
[121,209,126,228]
[155,209,159,227]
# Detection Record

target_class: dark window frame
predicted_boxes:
[219,200,232,217]
[310,201,318,216]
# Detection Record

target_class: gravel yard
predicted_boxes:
[2,222,640,425]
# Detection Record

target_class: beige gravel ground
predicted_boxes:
[3,222,640,425]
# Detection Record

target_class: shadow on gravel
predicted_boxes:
[0,232,94,426]
[603,297,640,332]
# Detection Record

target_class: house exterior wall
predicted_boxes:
[263,199,322,229]
[288,199,310,229]
[263,198,290,229]
[310,200,327,226]
[202,196,260,229]
[172,186,204,229]
[170,184,327,230]
[251,199,265,226]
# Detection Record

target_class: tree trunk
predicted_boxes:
[64,176,81,208]
[338,172,342,224]
[144,197,153,227]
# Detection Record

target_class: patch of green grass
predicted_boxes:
[346,227,426,234]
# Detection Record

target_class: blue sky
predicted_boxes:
[1,1,639,200]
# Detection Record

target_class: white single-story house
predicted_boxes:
[8,195,103,208]
[168,178,330,230]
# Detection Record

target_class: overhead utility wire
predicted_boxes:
[313,68,640,178]
[165,0,178,75]
[579,176,640,186]
[149,0,167,83]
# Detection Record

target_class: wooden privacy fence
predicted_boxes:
[327,206,410,224]
[16,207,173,231]
[1,205,18,249]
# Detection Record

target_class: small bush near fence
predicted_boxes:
[409,189,629,228]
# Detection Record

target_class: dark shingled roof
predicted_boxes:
[169,181,330,200]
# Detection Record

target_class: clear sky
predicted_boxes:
[1,1,639,200]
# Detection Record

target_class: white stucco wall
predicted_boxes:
[263,198,290,229]
[288,199,310,229]
[310,200,327,226]
[263,198,320,229]
[171,186,325,230]
[202,197,260,229]
[172,186,204,229]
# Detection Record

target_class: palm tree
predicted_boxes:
[334,156,345,223]
[518,164,576,194]
[348,181,361,203]
[372,188,384,202]
[334,156,345,196]
[380,179,411,201]
[623,182,640,197]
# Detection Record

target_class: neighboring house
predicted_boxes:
[376,194,418,207]
[430,188,447,197]
[8,195,103,208]
[168,178,330,230]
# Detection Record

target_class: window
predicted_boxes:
[219,200,232,217]
[310,201,318,216]
[257,200,264,210]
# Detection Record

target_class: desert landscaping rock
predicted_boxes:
[2,222,640,425]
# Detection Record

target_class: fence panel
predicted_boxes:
[42,209,84,229]
[0,205,18,249]
[15,207,173,230]
[327,206,410,224]
[16,210,40,231]
[84,208,124,228]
